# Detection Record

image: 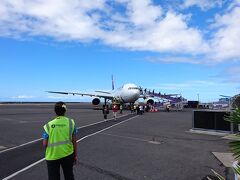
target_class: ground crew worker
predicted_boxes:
[42,102,78,180]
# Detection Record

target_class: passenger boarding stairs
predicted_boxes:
[150,92,185,103]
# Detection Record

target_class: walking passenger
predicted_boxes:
[120,104,123,114]
[112,104,118,120]
[102,105,109,120]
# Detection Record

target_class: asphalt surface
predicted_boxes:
[0,103,234,180]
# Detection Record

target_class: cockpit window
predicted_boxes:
[128,87,139,90]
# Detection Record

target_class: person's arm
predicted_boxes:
[43,139,48,148]
[42,130,49,148]
[72,122,78,164]
[72,134,77,163]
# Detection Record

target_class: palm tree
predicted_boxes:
[209,108,240,179]
[225,108,240,179]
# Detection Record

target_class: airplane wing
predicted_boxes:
[220,95,231,98]
[47,91,114,99]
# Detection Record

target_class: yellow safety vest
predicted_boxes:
[43,116,75,160]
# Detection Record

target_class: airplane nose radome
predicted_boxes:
[133,90,140,99]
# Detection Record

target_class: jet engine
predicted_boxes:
[92,98,100,105]
[144,98,154,105]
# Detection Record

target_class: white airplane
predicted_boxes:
[47,83,142,106]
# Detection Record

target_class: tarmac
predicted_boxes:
[0,103,235,180]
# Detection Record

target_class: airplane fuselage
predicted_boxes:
[113,83,140,103]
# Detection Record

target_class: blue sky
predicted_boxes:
[0,0,240,102]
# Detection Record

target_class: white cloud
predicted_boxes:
[145,55,203,64]
[0,0,105,40]
[0,0,239,64]
[11,95,35,99]
[227,0,240,10]
[47,95,89,100]
[181,0,223,10]
[152,80,218,91]
[102,11,208,54]
[209,5,240,62]
[0,0,206,51]
[148,12,208,53]
[125,0,163,27]
[216,67,240,83]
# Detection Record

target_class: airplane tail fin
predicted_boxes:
[112,75,115,90]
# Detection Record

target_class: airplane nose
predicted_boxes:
[134,89,140,98]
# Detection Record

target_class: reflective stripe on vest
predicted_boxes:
[46,118,73,147]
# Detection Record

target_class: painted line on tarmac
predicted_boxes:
[100,133,152,143]
[76,115,138,143]
[2,115,138,180]
[100,133,163,145]
[77,113,129,129]
[2,159,45,180]
[0,138,43,154]
[0,114,129,154]
[0,117,18,121]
